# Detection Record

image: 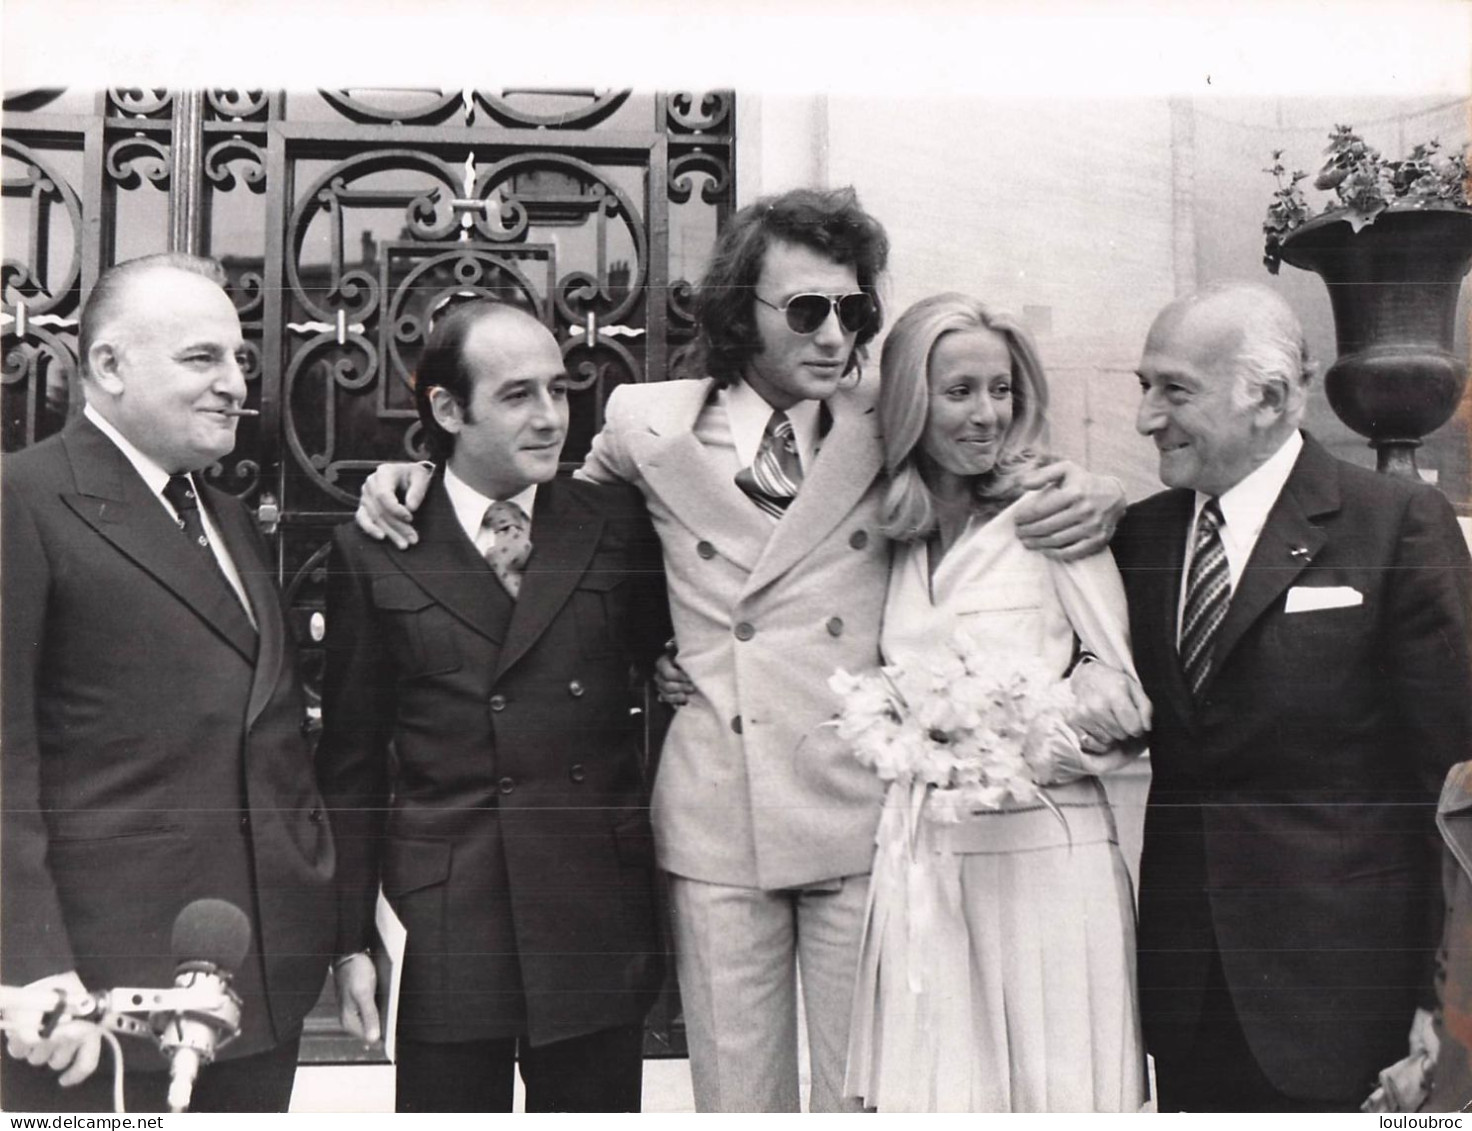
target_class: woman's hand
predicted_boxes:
[356,462,434,548]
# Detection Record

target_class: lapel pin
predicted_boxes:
[1290,546,1311,559]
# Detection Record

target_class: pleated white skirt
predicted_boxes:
[846,778,1147,1112]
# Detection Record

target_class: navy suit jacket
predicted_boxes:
[1,418,336,1065]
[318,474,670,1046]
[1113,433,1472,1101]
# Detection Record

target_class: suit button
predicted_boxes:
[569,764,587,783]
[697,540,716,559]
[826,617,844,637]
[489,694,507,712]
[498,776,515,794]
[568,680,585,698]
[731,715,743,735]
[734,622,755,641]
[239,815,251,831]
[849,529,869,550]
[308,808,323,824]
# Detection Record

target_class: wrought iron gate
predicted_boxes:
[2,87,736,1061]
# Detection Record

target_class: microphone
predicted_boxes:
[155,899,250,1113]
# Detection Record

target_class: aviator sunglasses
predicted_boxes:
[755,291,875,335]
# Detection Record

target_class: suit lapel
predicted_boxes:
[387,478,513,645]
[494,480,601,681]
[634,379,769,572]
[206,485,283,723]
[1137,490,1197,725]
[60,420,257,662]
[744,385,883,596]
[1208,437,1336,678]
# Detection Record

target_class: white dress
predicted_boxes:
[845,499,1148,1112]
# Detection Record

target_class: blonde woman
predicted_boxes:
[844,293,1148,1112]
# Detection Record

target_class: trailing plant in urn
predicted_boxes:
[1262,125,1472,477]
[1264,125,1469,272]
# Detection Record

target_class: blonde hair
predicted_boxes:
[878,293,1050,543]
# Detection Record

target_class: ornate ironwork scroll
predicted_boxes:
[2,137,85,448]
[1,86,737,1065]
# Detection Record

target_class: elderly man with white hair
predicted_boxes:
[1111,282,1472,1111]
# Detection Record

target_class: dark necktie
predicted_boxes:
[161,473,254,624]
[162,472,227,571]
[1179,498,1229,699]
[482,500,532,598]
[735,410,803,519]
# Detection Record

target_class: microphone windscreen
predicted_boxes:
[170,899,252,973]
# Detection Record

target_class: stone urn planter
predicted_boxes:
[1266,125,1472,475]
[1277,206,1472,476]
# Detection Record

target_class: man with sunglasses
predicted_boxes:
[354,186,1123,1111]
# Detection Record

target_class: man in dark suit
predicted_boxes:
[319,301,669,1112]
[1,254,336,1112]
[1111,282,1472,1111]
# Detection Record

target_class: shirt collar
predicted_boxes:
[84,402,175,497]
[722,380,822,471]
[443,464,538,543]
[1196,429,1303,541]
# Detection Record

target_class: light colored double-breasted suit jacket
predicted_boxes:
[0,418,337,1065]
[581,377,889,890]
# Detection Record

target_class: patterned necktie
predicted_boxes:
[1179,498,1229,699]
[161,473,254,624]
[735,410,803,519]
[162,473,215,556]
[482,500,532,598]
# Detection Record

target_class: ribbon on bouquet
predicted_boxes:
[866,778,971,998]
[860,777,973,1108]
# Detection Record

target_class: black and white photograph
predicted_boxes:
[2,0,1470,1118]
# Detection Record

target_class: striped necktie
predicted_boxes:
[735,410,803,519]
[1179,498,1229,699]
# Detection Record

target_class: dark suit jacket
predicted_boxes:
[318,474,670,1047]
[1113,433,1472,1101]
[0,418,337,1065]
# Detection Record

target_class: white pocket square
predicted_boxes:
[1284,585,1363,613]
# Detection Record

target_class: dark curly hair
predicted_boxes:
[680,186,890,385]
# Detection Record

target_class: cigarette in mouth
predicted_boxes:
[219,408,260,417]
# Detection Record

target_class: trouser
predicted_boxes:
[1152,952,1360,1113]
[394,1023,644,1112]
[0,1035,300,1113]
[668,872,870,1113]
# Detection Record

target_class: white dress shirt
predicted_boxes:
[722,380,823,474]
[443,464,538,557]
[1177,429,1303,641]
[84,403,256,625]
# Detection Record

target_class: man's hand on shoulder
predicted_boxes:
[1014,461,1126,561]
[4,970,105,1087]
[356,462,434,549]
